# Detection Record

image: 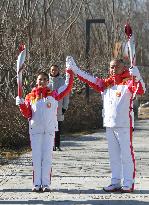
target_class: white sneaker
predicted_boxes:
[103,184,121,192]
[42,185,51,192]
[32,185,41,192]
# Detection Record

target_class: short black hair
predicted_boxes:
[37,72,49,80]
[111,58,124,64]
[50,64,59,69]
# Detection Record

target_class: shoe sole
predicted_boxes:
[103,188,121,192]
[42,189,51,192]
[32,188,42,192]
[120,189,133,193]
[32,189,40,192]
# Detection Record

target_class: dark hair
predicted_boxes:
[111,58,124,64]
[37,72,49,80]
[50,64,59,69]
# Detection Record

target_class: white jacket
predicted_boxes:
[19,70,74,134]
[72,67,145,128]
[102,84,134,127]
[29,96,58,134]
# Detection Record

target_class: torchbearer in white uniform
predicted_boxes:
[16,69,73,192]
[66,56,145,193]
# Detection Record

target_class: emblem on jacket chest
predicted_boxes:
[116,91,121,97]
[47,102,51,108]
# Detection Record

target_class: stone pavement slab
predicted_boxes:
[0,120,149,205]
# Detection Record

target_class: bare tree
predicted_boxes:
[0,0,148,101]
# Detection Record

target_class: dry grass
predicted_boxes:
[138,107,149,119]
[0,148,31,161]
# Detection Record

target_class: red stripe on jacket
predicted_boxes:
[19,69,74,119]
[77,69,145,95]
[55,70,74,101]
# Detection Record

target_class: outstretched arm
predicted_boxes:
[66,56,104,93]
[53,69,74,101]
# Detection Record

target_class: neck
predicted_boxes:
[50,73,59,77]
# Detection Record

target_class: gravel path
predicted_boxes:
[0,120,149,205]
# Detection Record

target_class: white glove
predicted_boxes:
[16,96,24,105]
[66,56,79,73]
[129,66,141,81]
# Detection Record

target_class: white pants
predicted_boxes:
[106,127,135,188]
[30,132,54,186]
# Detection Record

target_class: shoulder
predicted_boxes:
[104,76,113,85]
[58,75,65,80]
[25,87,36,101]
[25,93,32,102]
[49,75,53,81]
[121,69,131,82]
[31,87,37,92]
[59,75,65,83]
[54,75,65,85]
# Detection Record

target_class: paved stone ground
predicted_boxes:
[0,119,149,205]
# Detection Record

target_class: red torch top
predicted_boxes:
[125,23,132,39]
[19,43,25,52]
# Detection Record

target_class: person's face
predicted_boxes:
[50,66,59,77]
[109,60,124,76]
[36,74,49,87]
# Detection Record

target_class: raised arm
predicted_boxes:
[53,69,74,101]
[128,66,146,95]
[66,56,104,93]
